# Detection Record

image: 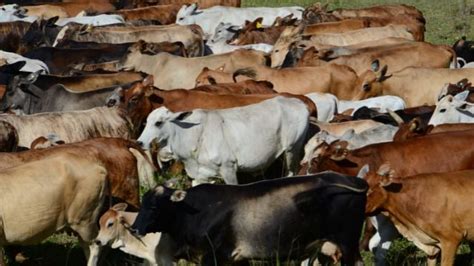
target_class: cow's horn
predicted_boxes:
[387,109,403,125]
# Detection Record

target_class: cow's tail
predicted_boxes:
[128,142,158,189]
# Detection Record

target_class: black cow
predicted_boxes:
[132,173,368,265]
[18,17,62,54]
[352,106,435,126]
[453,36,474,67]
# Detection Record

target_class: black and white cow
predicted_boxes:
[132,172,368,265]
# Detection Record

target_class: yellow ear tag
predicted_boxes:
[256,22,263,29]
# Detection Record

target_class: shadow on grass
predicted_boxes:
[5,245,144,266]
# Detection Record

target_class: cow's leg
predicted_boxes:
[220,166,238,185]
[360,218,376,251]
[373,215,400,266]
[0,247,5,266]
[440,241,459,266]
[283,150,299,176]
[78,239,101,266]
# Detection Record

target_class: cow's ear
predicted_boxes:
[112,203,128,212]
[371,59,380,72]
[454,90,470,102]
[26,70,41,83]
[45,16,59,27]
[357,164,370,179]
[148,93,164,104]
[377,163,396,178]
[329,140,349,161]
[170,190,187,202]
[142,75,154,87]
[207,76,217,85]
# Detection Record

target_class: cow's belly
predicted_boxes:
[0,183,65,244]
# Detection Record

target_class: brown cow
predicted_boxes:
[0,121,18,152]
[228,17,294,45]
[0,137,155,208]
[301,129,474,176]
[331,4,424,23]
[295,42,454,74]
[115,76,317,129]
[114,5,181,24]
[0,21,31,53]
[134,0,241,8]
[24,1,115,17]
[363,165,474,266]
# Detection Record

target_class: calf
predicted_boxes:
[132,173,367,265]
[428,92,474,125]
[363,165,474,266]
[96,203,175,266]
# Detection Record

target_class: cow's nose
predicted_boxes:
[94,240,102,246]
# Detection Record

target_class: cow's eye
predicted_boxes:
[275,49,280,53]
[107,221,114,228]
[363,84,370,91]
[179,18,184,21]
[129,97,139,104]
[439,108,447,113]
[155,121,162,127]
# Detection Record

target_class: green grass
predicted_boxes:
[243,0,474,45]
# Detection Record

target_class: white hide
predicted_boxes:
[304,92,338,122]
[338,95,406,115]
[55,14,125,27]
[0,51,49,73]
[428,91,474,125]
[176,3,303,38]
[138,97,310,184]
[208,42,273,54]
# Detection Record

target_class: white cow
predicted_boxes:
[301,124,398,172]
[138,97,310,184]
[338,95,406,115]
[55,14,125,27]
[0,51,49,73]
[207,41,273,54]
[176,3,303,38]
[304,92,338,122]
[208,22,241,44]
[96,203,175,266]
[0,5,38,23]
[429,91,474,125]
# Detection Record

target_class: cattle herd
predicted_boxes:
[0,0,474,265]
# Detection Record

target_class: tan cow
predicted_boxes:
[24,1,115,17]
[114,5,181,24]
[0,155,107,266]
[271,24,414,68]
[54,24,204,57]
[120,49,267,89]
[135,0,241,8]
[296,42,454,74]
[0,107,134,147]
[194,63,387,100]
[364,165,474,266]
[359,67,474,107]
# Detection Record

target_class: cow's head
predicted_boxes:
[353,60,391,100]
[428,91,473,126]
[19,17,59,53]
[95,203,129,247]
[132,186,187,236]
[358,164,402,215]
[115,75,157,129]
[299,140,352,175]
[209,22,240,44]
[270,24,304,68]
[0,71,41,112]
[30,133,65,149]
[228,17,264,45]
[176,3,202,24]
[195,65,229,86]
[137,107,193,150]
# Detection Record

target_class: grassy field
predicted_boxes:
[243,0,474,45]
